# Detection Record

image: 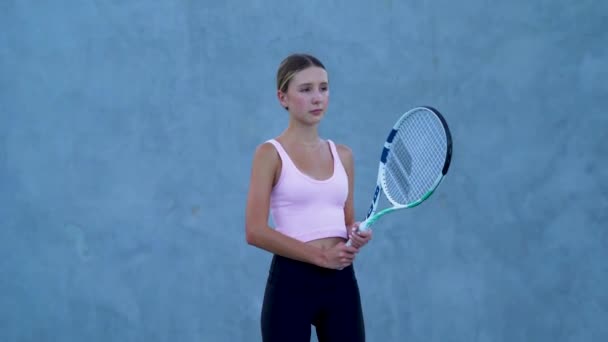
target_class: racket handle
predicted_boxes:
[357,219,371,232]
[345,219,371,247]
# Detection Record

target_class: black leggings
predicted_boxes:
[260,254,365,342]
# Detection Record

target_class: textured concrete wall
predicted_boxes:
[1,1,606,341]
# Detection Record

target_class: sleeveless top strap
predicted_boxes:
[327,139,339,168]
[265,139,294,169]
[266,139,285,156]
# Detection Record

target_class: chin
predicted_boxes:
[307,114,324,124]
[293,112,324,125]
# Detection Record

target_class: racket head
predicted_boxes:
[379,106,452,207]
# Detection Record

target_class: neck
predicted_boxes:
[282,119,321,145]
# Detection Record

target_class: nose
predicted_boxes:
[311,90,323,103]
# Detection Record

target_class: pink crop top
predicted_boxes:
[266,139,349,242]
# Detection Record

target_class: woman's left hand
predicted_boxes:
[348,222,372,249]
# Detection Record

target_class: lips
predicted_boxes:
[309,109,323,114]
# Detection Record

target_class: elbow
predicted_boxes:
[245,231,255,245]
[246,224,271,247]
[245,225,259,246]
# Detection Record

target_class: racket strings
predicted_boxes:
[383,110,447,205]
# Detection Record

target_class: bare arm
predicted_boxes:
[245,142,329,267]
[337,143,356,234]
[338,143,372,249]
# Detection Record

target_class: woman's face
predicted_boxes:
[279,66,329,125]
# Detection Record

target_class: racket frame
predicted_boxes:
[349,106,452,241]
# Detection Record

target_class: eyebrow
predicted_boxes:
[297,82,329,87]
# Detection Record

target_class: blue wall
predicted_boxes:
[1,1,607,341]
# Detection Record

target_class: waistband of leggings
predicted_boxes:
[268,254,353,279]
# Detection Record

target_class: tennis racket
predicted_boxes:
[346,106,453,246]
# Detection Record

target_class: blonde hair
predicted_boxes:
[276,53,326,93]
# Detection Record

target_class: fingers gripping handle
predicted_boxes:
[345,219,371,247]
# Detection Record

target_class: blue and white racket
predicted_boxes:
[347,106,453,246]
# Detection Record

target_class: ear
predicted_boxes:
[277,89,289,110]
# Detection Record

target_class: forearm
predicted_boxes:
[345,222,354,238]
[246,225,327,267]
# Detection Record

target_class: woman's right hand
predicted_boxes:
[322,242,359,269]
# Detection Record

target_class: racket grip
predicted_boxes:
[357,220,371,232]
[345,220,370,247]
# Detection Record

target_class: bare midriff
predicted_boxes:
[306,236,346,251]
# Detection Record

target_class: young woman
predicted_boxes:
[245,53,372,341]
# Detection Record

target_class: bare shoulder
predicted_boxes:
[249,140,282,185]
[253,141,280,162]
